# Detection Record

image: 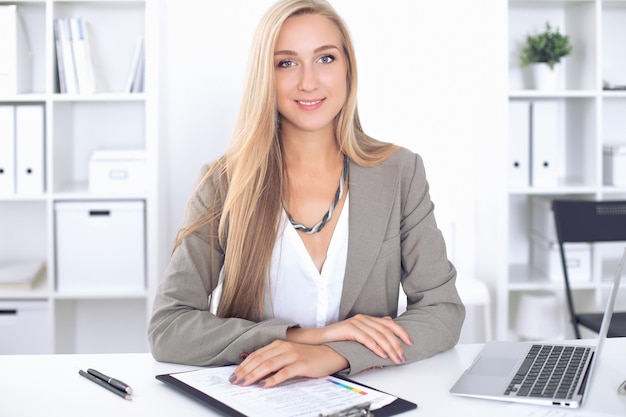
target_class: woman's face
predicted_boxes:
[274,13,348,138]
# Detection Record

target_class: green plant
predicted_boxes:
[520,22,573,70]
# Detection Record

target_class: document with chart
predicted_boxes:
[157,364,416,417]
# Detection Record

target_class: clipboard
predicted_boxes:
[332,374,417,417]
[156,367,417,417]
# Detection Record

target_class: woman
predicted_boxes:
[148,0,465,388]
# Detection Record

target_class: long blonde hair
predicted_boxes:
[176,0,399,321]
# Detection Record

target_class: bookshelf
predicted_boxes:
[503,0,626,341]
[0,0,163,354]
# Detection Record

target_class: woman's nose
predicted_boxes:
[297,64,318,92]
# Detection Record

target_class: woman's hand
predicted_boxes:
[229,340,348,388]
[287,314,413,364]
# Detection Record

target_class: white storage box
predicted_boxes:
[55,201,145,293]
[603,145,626,186]
[0,300,53,354]
[530,233,591,283]
[89,150,146,194]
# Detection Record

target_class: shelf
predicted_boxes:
[508,264,601,291]
[52,181,147,199]
[599,187,626,195]
[508,185,598,195]
[52,93,146,102]
[53,290,148,300]
[51,1,146,4]
[509,90,597,98]
[509,1,595,4]
[0,194,48,202]
[502,0,626,340]
[602,91,626,98]
[0,94,47,102]
[0,0,160,354]
[0,278,51,299]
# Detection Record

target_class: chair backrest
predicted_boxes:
[552,200,626,244]
[551,199,626,338]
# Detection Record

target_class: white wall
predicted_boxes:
[162,0,508,291]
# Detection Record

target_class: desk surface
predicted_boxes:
[1,339,625,417]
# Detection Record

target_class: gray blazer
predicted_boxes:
[148,148,465,375]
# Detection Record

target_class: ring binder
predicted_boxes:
[321,402,373,417]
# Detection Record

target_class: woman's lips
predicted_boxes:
[295,98,325,110]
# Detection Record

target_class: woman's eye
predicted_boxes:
[277,60,296,68]
[318,54,335,64]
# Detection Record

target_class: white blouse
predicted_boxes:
[264,194,349,328]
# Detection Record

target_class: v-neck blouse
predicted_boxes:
[264,194,349,328]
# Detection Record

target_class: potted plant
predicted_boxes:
[520,22,573,90]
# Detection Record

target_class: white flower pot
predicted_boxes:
[527,63,560,90]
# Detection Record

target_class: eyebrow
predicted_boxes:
[274,44,340,56]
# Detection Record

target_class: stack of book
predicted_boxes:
[0,260,45,291]
[53,17,96,94]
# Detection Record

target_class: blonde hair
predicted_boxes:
[176,0,399,321]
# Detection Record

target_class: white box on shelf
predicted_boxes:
[89,150,146,194]
[603,145,626,186]
[0,300,53,354]
[530,233,591,283]
[55,200,145,293]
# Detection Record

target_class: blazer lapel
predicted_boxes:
[340,160,398,318]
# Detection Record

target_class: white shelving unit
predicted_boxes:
[0,0,163,354]
[503,0,626,340]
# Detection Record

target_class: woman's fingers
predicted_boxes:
[347,315,405,363]
[380,316,413,345]
[230,341,348,388]
[230,340,291,386]
[323,314,412,364]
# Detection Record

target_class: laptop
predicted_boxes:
[450,246,626,409]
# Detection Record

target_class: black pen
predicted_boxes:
[79,370,132,400]
[87,368,133,395]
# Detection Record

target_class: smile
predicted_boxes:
[297,99,322,105]
[295,98,325,109]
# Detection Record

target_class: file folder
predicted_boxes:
[57,18,78,94]
[70,17,96,94]
[508,100,530,187]
[15,105,45,195]
[530,101,560,186]
[0,105,15,194]
[0,5,32,95]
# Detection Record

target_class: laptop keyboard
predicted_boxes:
[504,344,592,399]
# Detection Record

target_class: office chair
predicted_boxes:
[551,199,626,339]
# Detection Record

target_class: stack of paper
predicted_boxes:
[0,260,45,291]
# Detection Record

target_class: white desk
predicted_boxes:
[1,339,625,417]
